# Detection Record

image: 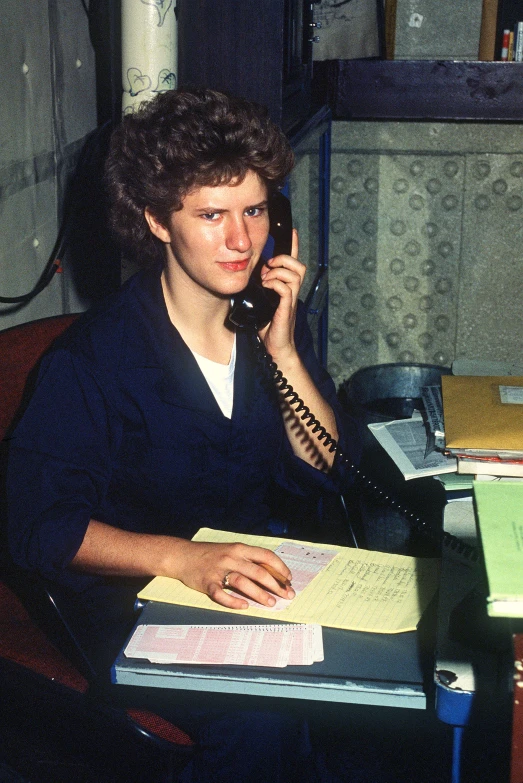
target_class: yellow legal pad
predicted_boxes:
[138,528,440,634]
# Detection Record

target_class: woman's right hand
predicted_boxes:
[72,521,293,610]
[168,539,295,610]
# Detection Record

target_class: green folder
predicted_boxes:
[474,479,523,617]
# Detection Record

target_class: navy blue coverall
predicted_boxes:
[7,263,360,782]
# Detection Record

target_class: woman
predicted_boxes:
[7,87,361,781]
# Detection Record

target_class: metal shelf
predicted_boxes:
[313,59,523,122]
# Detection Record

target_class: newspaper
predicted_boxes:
[368,413,457,480]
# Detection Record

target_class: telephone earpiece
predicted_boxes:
[267,191,293,258]
[228,192,292,331]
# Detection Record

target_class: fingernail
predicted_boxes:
[267,596,275,606]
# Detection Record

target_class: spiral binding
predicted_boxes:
[252,334,478,562]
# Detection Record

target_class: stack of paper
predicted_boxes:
[441,375,523,477]
[434,471,474,499]
[124,623,324,667]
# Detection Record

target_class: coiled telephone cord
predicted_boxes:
[252,334,478,562]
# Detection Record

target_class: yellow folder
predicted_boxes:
[441,375,523,453]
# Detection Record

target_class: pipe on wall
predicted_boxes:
[121,0,177,114]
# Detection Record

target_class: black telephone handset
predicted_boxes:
[228,191,293,331]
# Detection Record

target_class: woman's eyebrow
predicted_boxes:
[194,199,269,213]
[246,199,269,210]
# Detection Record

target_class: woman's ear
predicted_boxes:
[144,208,171,243]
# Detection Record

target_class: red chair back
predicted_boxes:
[0,314,79,440]
[0,313,194,773]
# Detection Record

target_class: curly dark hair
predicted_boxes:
[105,87,295,265]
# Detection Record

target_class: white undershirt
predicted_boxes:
[191,335,236,419]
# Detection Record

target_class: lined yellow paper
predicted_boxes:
[138,529,440,634]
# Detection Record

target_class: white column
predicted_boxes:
[121,0,177,114]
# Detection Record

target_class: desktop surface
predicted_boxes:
[112,601,429,709]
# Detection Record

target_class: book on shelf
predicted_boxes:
[474,479,523,617]
[497,24,522,60]
[508,29,515,59]
[501,27,511,60]
[441,375,523,457]
[495,0,523,60]
[517,21,523,60]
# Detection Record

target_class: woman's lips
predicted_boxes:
[218,260,250,272]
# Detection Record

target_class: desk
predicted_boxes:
[112,602,428,710]
[512,635,523,783]
[114,512,516,782]
[435,499,513,783]
[435,500,484,713]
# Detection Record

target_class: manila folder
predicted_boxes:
[441,375,523,452]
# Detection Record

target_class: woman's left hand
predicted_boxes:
[257,228,338,470]
[258,229,305,362]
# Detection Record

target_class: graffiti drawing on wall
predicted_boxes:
[140,0,173,27]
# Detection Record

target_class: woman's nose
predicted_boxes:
[226,217,252,252]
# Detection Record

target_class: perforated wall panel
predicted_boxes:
[327,121,523,387]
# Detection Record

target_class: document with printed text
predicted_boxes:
[124,623,324,667]
[368,414,456,479]
[138,529,440,634]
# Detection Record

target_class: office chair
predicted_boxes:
[0,314,195,782]
[0,314,79,440]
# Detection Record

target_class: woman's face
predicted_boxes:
[146,170,270,299]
